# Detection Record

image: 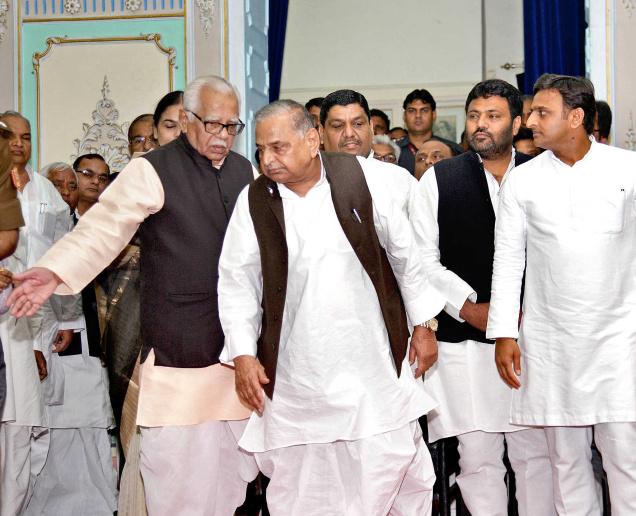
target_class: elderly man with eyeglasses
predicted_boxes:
[7,77,258,515]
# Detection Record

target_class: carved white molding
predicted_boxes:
[196,0,215,36]
[125,0,142,11]
[623,0,636,17]
[625,111,636,150]
[0,0,9,43]
[64,0,81,15]
[72,77,131,173]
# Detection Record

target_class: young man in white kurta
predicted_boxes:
[410,81,554,516]
[487,74,636,515]
[219,100,445,515]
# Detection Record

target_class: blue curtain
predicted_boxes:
[523,0,586,94]
[268,0,289,102]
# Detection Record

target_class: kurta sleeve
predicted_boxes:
[218,187,263,360]
[361,157,445,326]
[486,170,527,339]
[409,168,477,323]
[37,158,165,295]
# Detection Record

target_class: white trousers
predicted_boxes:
[0,423,32,516]
[545,423,636,516]
[139,419,257,516]
[256,421,434,516]
[24,427,118,516]
[456,428,555,516]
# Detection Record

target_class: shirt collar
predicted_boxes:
[475,148,517,181]
[277,155,326,199]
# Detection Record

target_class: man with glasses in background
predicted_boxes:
[7,76,258,515]
[128,114,158,158]
[72,153,110,219]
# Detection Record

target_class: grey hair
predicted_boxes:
[0,110,31,130]
[372,134,401,160]
[183,76,240,117]
[254,99,315,135]
[40,161,77,181]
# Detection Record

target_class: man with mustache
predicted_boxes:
[73,153,111,218]
[410,79,554,515]
[7,76,258,515]
[320,89,415,215]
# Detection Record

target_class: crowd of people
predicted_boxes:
[0,71,633,516]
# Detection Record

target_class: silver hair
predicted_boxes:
[0,110,31,130]
[254,99,315,135]
[183,76,241,118]
[372,134,401,160]
[40,161,77,182]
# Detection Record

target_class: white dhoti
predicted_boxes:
[0,423,33,516]
[255,421,434,516]
[424,341,555,515]
[139,419,257,516]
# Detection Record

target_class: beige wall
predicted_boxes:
[613,2,636,150]
[279,0,524,139]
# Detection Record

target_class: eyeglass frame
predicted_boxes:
[187,110,246,136]
[75,168,110,184]
[373,153,397,163]
[129,135,158,146]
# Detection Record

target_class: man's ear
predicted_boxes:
[512,115,522,137]
[306,127,321,157]
[569,107,585,130]
[179,108,189,133]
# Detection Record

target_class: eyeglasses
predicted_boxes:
[187,110,245,136]
[129,135,158,146]
[374,153,397,164]
[75,169,110,184]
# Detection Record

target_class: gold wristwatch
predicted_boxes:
[417,318,438,332]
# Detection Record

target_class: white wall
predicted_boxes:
[279,0,524,140]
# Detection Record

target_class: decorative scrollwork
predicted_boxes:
[196,0,215,36]
[71,76,131,173]
[623,0,636,17]
[625,111,636,151]
[64,0,82,15]
[125,0,142,11]
[0,0,9,44]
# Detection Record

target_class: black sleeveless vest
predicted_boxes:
[434,150,531,344]
[139,134,253,367]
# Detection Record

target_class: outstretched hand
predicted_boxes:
[8,267,62,318]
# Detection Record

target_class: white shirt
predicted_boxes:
[487,140,636,425]
[219,156,445,452]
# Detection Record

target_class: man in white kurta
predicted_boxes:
[219,100,445,515]
[487,74,636,515]
[410,80,554,516]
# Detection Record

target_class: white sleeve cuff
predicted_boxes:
[444,291,477,322]
[57,317,85,331]
[222,331,258,362]
[404,284,446,326]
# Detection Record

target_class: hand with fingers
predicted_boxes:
[53,329,74,353]
[0,267,12,291]
[409,325,438,378]
[8,267,62,318]
[233,355,270,414]
[495,337,521,389]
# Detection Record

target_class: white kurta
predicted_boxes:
[410,154,524,441]
[219,156,445,453]
[0,231,44,427]
[16,169,74,407]
[487,140,636,426]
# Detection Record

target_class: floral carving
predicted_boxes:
[625,111,636,151]
[72,77,131,173]
[0,0,9,44]
[196,0,215,36]
[623,0,636,17]
[125,0,142,11]
[64,0,81,15]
